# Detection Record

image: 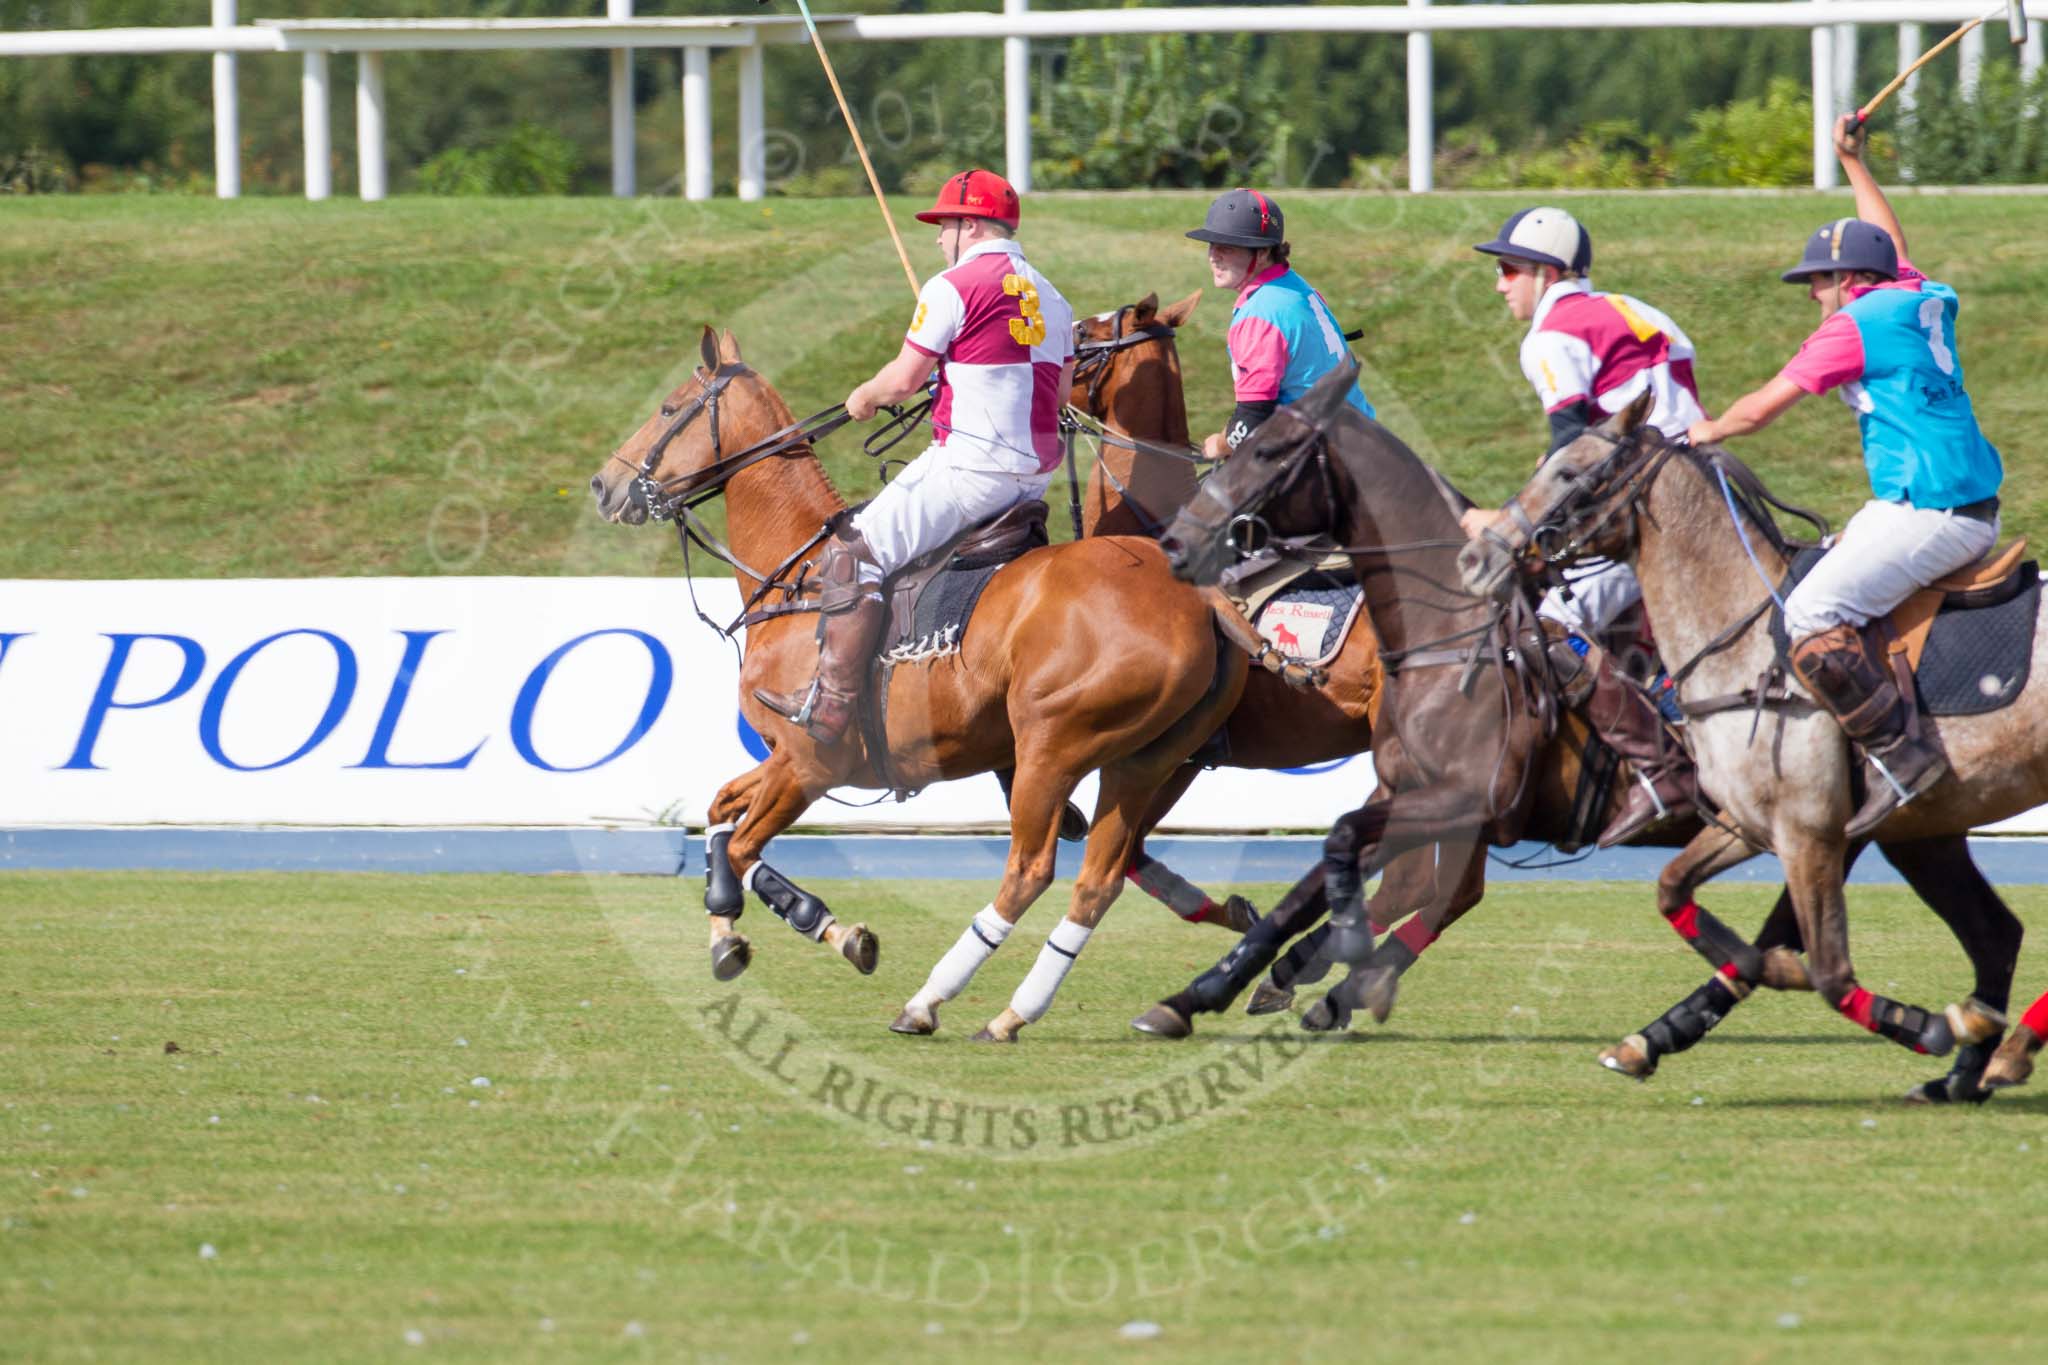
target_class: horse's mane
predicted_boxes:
[1644,428,1829,559]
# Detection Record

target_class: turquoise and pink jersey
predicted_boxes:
[1227,265,1374,418]
[1520,279,1704,438]
[1776,257,2001,510]
[905,238,1075,475]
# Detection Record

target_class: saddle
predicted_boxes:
[1772,538,2040,718]
[873,499,1049,663]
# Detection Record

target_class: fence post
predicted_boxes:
[358,51,387,201]
[1407,0,1433,193]
[737,43,765,201]
[2028,21,2044,82]
[682,47,713,200]
[1812,19,1837,189]
[1835,17,1858,116]
[1960,20,1984,99]
[212,0,239,198]
[302,51,331,201]
[1005,0,1031,193]
[1896,22,1923,118]
[610,0,635,198]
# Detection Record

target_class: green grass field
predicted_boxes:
[4,871,2046,1362]
[3,191,2046,579]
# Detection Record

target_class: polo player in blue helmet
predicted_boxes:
[1185,188,1375,456]
[1688,114,2004,838]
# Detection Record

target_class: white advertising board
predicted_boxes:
[0,578,1378,831]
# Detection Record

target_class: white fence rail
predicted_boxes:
[1,4,2042,200]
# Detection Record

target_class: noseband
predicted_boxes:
[614,363,853,523]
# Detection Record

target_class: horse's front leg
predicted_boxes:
[1304,840,1489,1033]
[1132,863,1330,1039]
[1876,835,2017,1103]
[710,754,878,980]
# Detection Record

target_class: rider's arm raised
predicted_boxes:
[1687,376,1805,445]
[1836,112,1908,260]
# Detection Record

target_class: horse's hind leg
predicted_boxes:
[1305,841,1488,1032]
[1124,763,1258,933]
[1882,836,2020,1104]
[1985,990,2048,1089]
[1132,864,1329,1039]
[891,757,1073,1037]
[976,756,1168,1043]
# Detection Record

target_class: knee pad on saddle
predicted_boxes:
[745,862,833,940]
[1789,624,1898,739]
[816,522,883,617]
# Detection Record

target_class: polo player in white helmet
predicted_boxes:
[755,169,1077,745]
[1461,205,1706,847]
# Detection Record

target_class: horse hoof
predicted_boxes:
[1058,801,1089,843]
[1760,946,1812,992]
[1982,1025,2039,1089]
[1300,995,1351,1034]
[710,935,752,982]
[1359,966,1400,1025]
[840,924,879,975]
[971,1027,1016,1044]
[1131,1004,1192,1039]
[889,1003,937,1036]
[1598,1035,1655,1080]
[1220,895,1260,935]
[1244,979,1294,1016]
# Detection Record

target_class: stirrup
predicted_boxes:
[754,680,820,727]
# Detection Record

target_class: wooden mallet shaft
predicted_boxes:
[1852,0,2029,131]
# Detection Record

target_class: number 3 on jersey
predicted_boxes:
[1003,273,1046,346]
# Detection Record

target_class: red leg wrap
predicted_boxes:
[1838,986,1877,1030]
[1662,900,1702,942]
[2020,989,2048,1039]
[1392,917,1438,956]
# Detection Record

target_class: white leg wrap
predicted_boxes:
[910,906,1012,1010]
[1009,919,1094,1025]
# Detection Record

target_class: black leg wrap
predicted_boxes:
[1681,904,1764,984]
[1865,993,1955,1056]
[704,826,744,919]
[748,861,833,941]
[1640,976,1747,1062]
[1364,935,1421,979]
[1910,1037,2000,1104]
[1272,924,1334,991]
[1188,919,1288,1015]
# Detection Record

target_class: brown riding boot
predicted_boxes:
[754,530,886,746]
[1790,624,1947,840]
[1579,646,1699,848]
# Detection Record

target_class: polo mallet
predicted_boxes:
[1849,0,2029,133]
[759,0,920,299]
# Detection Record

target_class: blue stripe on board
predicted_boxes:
[8,828,2048,884]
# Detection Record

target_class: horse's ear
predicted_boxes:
[1132,291,1160,321]
[699,326,720,374]
[1158,289,1202,328]
[718,329,744,365]
[1618,387,1655,435]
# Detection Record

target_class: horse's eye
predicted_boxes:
[660,401,679,417]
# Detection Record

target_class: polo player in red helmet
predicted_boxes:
[755,169,1077,745]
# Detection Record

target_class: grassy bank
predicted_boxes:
[3,192,2044,578]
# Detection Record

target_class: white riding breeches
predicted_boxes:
[851,443,1053,582]
[1782,497,2000,640]
[1539,556,1643,638]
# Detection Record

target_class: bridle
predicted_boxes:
[1070,305,1179,411]
[605,361,861,643]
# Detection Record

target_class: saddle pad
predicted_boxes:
[1253,576,1364,668]
[878,561,1003,666]
[1768,548,2040,718]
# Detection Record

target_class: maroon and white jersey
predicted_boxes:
[1521,279,1704,438]
[904,239,1075,475]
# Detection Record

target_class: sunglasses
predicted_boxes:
[1495,259,1537,278]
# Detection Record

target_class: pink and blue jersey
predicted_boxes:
[1228,265,1374,419]
[1777,257,2001,510]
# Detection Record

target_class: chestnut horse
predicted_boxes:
[589,328,1246,1043]
[1154,364,2017,1101]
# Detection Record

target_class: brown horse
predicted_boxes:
[1066,291,1383,934]
[588,328,1246,1042]
[1152,364,2017,1101]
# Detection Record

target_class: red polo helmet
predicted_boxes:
[914,168,1021,230]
